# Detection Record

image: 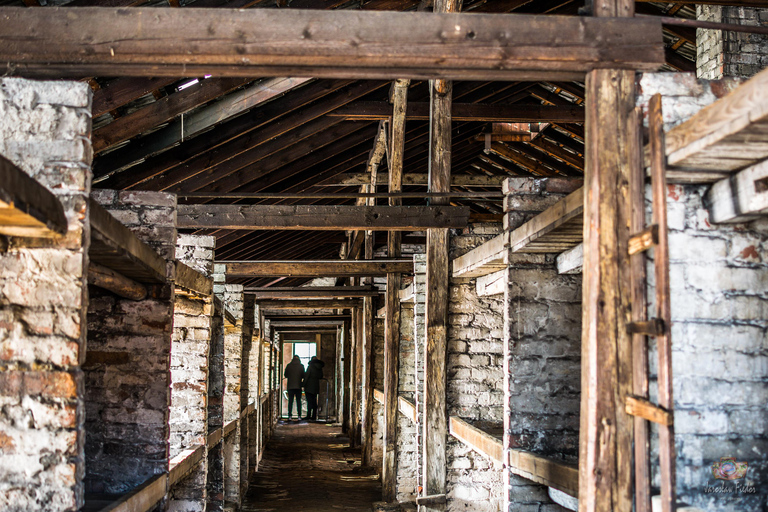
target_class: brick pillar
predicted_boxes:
[446,225,505,511]
[396,302,417,502]
[697,5,768,80]
[239,294,256,496]
[411,255,426,500]
[84,190,177,496]
[0,78,91,512]
[207,291,225,512]
[501,179,582,511]
[213,268,245,509]
[169,234,216,512]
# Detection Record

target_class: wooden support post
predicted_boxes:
[361,294,375,466]
[579,0,637,509]
[383,78,408,502]
[423,1,454,508]
[342,320,351,435]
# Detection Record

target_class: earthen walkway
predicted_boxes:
[242,421,381,512]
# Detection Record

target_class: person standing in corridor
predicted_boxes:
[284,355,305,421]
[303,356,325,421]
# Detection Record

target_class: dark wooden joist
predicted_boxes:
[93,77,252,153]
[255,299,362,309]
[264,314,349,322]
[92,77,179,118]
[177,205,470,230]
[268,320,346,327]
[0,154,68,238]
[328,102,585,122]
[316,173,507,187]
[175,261,214,297]
[87,261,148,301]
[223,259,413,278]
[95,78,355,184]
[89,199,168,284]
[636,0,766,5]
[0,8,664,80]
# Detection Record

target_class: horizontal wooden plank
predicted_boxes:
[88,262,148,301]
[168,445,205,487]
[398,396,417,424]
[257,299,362,309]
[223,419,237,437]
[244,286,379,299]
[625,396,673,426]
[224,260,413,277]
[175,261,213,297]
[509,187,584,253]
[317,173,507,188]
[556,243,583,275]
[628,224,659,256]
[0,154,68,238]
[664,66,768,175]
[328,102,585,122]
[177,205,470,230]
[98,474,166,512]
[706,159,768,223]
[0,8,663,81]
[207,428,222,449]
[449,416,504,465]
[89,199,168,284]
[508,449,579,498]
[269,320,346,327]
[373,388,384,404]
[451,232,507,278]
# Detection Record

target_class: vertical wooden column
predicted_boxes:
[341,321,351,435]
[424,3,455,506]
[579,1,637,511]
[383,78,408,501]
[361,293,375,465]
[352,305,363,446]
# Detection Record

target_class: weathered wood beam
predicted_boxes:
[177,205,470,230]
[243,286,379,299]
[636,0,766,5]
[93,77,251,153]
[451,232,506,278]
[361,294,375,465]
[88,262,148,301]
[448,416,503,465]
[92,77,179,118]
[223,259,413,277]
[706,159,768,223]
[317,173,507,187]
[579,0,637,505]
[255,299,362,309]
[328,102,585,122]
[556,243,583,275]
[383,77,408,503]
[175,261,214,297]
[423,0,454,507]
[0,8,664,80]
[508,449,579,499]
[89,199,168,284]
[663,66,768,177]
[0,154,68,238]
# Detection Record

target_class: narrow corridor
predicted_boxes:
[242,422,381,511]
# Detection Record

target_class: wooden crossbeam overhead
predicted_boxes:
[175,261,214,297]
[177,205,469,230]
[223,259,413,277]
[328,102,585,122]
[0,154,68,238]
[317,173,507,187]
[0,8,663,80]
[269,320,346,327]
[636,0,767,5]
[264,315,349,322]
[92,77,178,118]
[256,299,362,309]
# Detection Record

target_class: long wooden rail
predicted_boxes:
[0,154,68,238]
[372,389,416,424]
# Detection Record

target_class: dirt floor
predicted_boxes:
[241,420,381,512]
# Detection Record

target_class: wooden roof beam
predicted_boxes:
[177,205,470,230]
[328,102,585,122]
[0,8,664,80]
[244,286,379,299]
[223,259,413,277]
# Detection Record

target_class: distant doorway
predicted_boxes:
[281,341,318,418]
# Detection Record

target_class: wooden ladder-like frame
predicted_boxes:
[627,93,676,512]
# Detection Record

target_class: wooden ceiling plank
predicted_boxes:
[223,259,413,277]
[329,102,585,122]
[0,8,664,80]
[92,77,180,118]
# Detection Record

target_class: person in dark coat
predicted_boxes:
[302,356,324,420]
[284,355,305,420]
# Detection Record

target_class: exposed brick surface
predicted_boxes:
[0,78,91,512]
[648,184,768,511]
[697,6,768,80]
[501,182,581,512]
[85,191,177,496]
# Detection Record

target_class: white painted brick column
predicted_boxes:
[0,78,92,512]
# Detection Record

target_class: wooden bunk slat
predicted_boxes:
[174,261,213,297]
[448,416,504,466]
[664,66,768,178]
[509,188,584,254]
[0,154,68,238]
[89,199,168,285]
